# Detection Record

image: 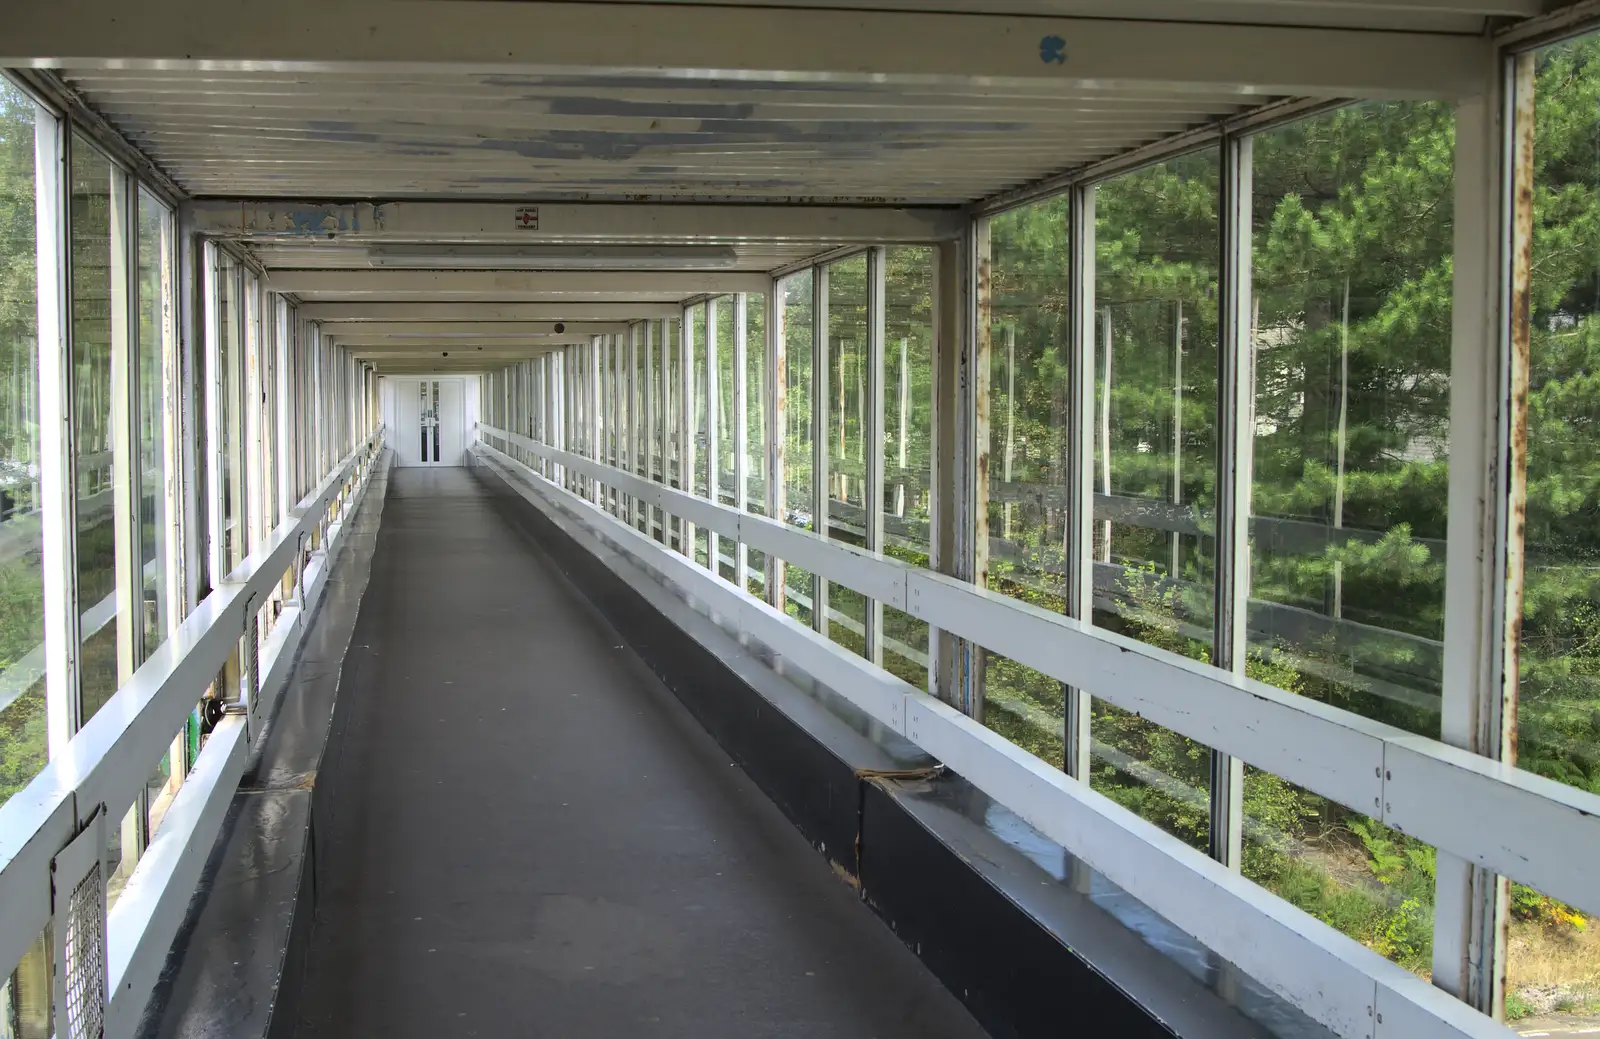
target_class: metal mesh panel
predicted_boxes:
[62,864,104,1039]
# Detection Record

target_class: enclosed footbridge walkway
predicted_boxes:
[1,4,1599,1039]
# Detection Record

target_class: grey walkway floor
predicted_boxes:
[290,465,988,1039]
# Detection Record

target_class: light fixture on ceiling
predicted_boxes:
[365,244,740,270]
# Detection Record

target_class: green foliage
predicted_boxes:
[977,53,1599,974]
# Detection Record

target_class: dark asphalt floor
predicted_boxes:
[289,465,989,1039]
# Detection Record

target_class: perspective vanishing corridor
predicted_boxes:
[0,5,1598,1039]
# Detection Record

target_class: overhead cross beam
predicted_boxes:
[321,321,629,337]
[1,0,1493,99]
[187,201,963,244]
[300,302,681,322]
[335,338,589,350]
[267,270,768,297]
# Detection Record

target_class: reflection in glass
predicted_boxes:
[825,256,869,656]
[0,84,47,811]
[883,246,936,690]
[72,135,122,722]
[745,295,769,596]
[137,190,171,659]
[1236,101,1454,975]
[1248,104,1449,739]
[984,200,1074,746]
[690,303,708,499]
[1088,152,1221,845]
[782,271,814,532]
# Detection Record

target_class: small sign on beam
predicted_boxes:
[514,206,539,230]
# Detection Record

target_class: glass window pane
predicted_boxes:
[1088,150,1222,846]
[826,256,869,656]
[1510,33,1600,1020]
[137,189,171,659]
[745,293,767,515]
[745,294,769,596]
[782,270,814,532]
[1240,101,1454,972]
[71,134,123,722]
[0,85,47,810]
[664,318,682,548]
[884,246,936,691]
[827,254,869,527]
[690,303,707,499]
[1248,103,1450,738]
[984,199,1073,741]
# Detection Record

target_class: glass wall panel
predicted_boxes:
[71,134,123,722]
[664,317,681,547]
[882,246,935,690]
[690,302,708,499]
[983,198,1073,749]
[826,256,869,526]
[1248,103,1450,737]
[136,189,171,658]
[1507,34,1600,1021]
[1237,100,1455,975]
[780,270,815,625]
[0,84,46,810]
[212,251,245,577]
[745,293,769,597]
[1088,151,1222,850]
[826,255,869,655]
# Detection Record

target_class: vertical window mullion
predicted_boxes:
[645,321,657,531]
[767,280,785,610]
[1209,132,1253,869]
[733,294,749,589]
[679,312,695,555]
[865,249,886,665]
[1433,68,1517,1012]
[37,106,76,753]
[706,298,720,572]
[813,265,830,636]
[110,166,139,686]
[1064,187,1095,782]
[590,337,602,505]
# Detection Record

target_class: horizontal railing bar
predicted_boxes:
[481,422,1600,919]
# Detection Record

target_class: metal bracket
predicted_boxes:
[241,591,261,741]
[51,804,108,1039]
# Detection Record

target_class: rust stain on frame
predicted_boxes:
[1503,52,1536,769]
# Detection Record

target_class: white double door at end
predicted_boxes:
[395,377,465,467]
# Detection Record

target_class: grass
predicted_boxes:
[1506,914,1600,1020]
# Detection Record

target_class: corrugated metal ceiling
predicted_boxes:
[59,67,1271,204]
[48,0,1546,374]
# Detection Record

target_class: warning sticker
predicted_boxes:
[514,206,539,230]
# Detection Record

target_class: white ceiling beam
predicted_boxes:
[267,270,768,297]
[300,302,680,322]
[333,337,592,349]
[1,0,1493,99]
[350,345,576,358]
[319,321,627,337]
[187,200,963,244]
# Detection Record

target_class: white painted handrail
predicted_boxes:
[476,423,1600,922]
[0,426,384,1036]
[473,433,1515,1039]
